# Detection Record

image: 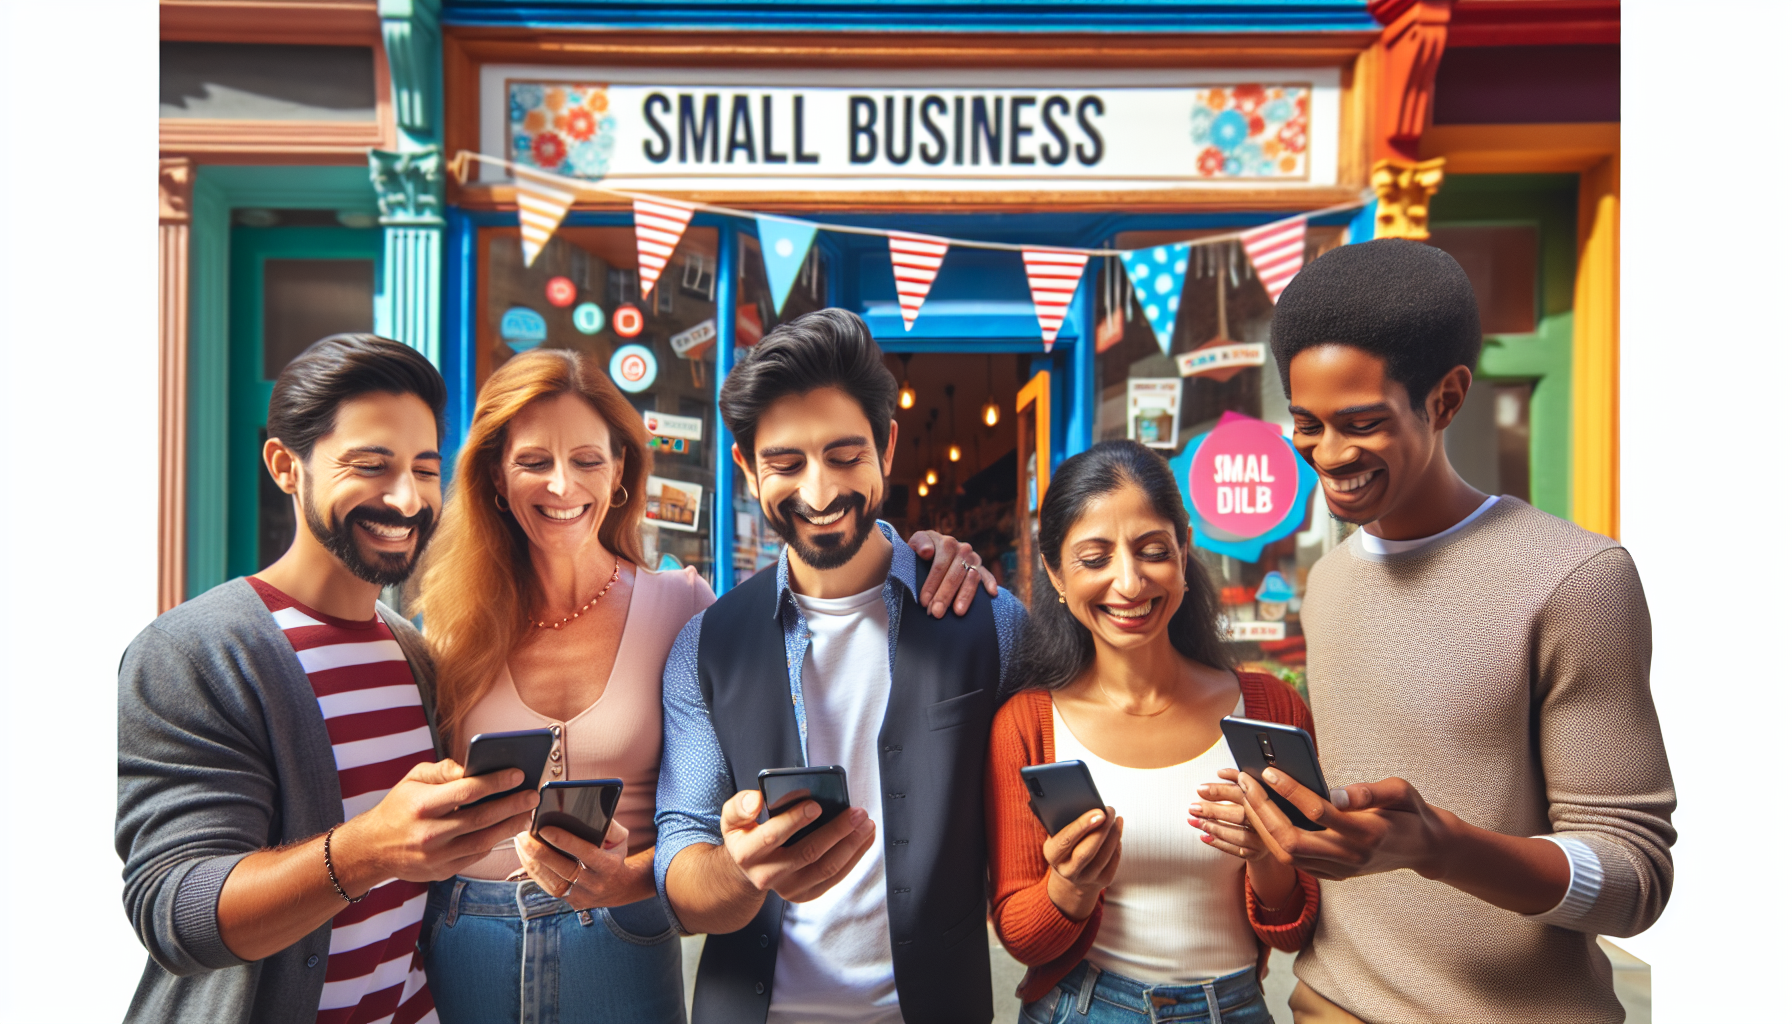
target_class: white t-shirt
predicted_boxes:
[1356,494,1500,555]
[768,583,903,1024]
[1051,698,1260,985]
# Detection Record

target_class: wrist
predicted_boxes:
[1415,806,1467,881]
[327,817,389,897]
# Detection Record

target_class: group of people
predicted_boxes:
[117,239,1675,1024]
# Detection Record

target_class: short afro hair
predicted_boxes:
[1269,238,1482,412]
[720,308,897,465]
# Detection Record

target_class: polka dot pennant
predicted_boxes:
[1120,243,1192,355]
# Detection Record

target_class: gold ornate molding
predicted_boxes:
[159,157,193,224]
[158,157,194,611]
[1370,156,1445,239]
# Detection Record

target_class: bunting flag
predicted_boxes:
[515,166,577,268]
[887,232,951,330]
[1021,248,1091,350]
[1121,243,1191,354]
[633,197,696,297]
[755,215,819,315]
[1239,216,1307,303]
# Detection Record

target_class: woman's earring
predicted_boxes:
[610,485,629,509]
[1058,592,1066,604]
[494,493,511,513]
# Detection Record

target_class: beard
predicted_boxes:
[764,486,882,571]
[300,478,436,586]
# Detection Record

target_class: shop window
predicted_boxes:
[479,225,720,583]
[731,232,833,579]
[1445,380,1532,503]
[1092,228,1346,698]
[160,42,377,121]
[1426,225,1538,335]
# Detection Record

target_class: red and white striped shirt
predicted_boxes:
[251,578,438,1024]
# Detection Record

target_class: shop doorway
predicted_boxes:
[227,216,380,577]
[876,351,1031,591]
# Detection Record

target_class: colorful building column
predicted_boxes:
[1367,0,1450,239]
[158,157,193,613]
[372,0,444,364]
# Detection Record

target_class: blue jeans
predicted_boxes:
[421,876,685,1024]
[1020,962,1272,1024]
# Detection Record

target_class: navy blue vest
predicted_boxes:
[691,559,1001,1024]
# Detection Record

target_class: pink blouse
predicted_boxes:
[457,564,715,879]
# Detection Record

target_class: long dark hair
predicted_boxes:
[1009,440,1232,693]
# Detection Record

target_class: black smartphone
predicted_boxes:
[1019,760,1106,837]
[1219,716,1331,832]
[757,766,851,848]
[531,779,624,857]
[462,728,554,809]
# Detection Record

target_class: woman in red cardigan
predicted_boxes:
[987,441,1319,1024]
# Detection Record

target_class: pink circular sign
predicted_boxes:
[1189,415,1300,539]
[544,276,577,307]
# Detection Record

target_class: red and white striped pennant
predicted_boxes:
[634,197,697,297]
[515,166,578,268]
[887,232,951,331]
[1239,216,1308,303]
[1021,248,1091,350]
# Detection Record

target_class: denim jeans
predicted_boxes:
[1020,961,1272,1024]
[421,876,685,1024]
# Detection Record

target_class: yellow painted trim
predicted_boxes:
[1420,121,1622,537]
[1572,156,1620,539]
[1016,370,1053,502]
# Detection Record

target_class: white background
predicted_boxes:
[0,2,1784,1019]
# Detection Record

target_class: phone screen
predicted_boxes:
[533,780,622,854]
[759,768,851,848]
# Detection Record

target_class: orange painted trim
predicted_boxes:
[1016,371,1053,504]
[1419,122,1619,173]
[160,0,380,45]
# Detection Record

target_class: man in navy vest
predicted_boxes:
[655,309,1024,1024]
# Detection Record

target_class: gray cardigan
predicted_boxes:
[116,577,440,1024]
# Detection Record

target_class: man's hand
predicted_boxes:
[721,789,876,903]
[907,530,998,618]
[1041,807,1123,922]
[334,759,542,893]
[1196,766,1571,915]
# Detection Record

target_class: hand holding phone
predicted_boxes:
[462,728,554,809]
[1218,716,1331,831]
[758,766,851,848]
[716,767,875,906]
[1021,761,1121,922]
[531,779,624,858]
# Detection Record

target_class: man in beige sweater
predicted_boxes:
[1194,239,1674,1023]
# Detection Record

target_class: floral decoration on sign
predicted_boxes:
[1189,84,1311,180]
[509,81,619,178]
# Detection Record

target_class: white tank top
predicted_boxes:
[1051,697,1260,985]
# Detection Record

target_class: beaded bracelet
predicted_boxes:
[324,825,364,904]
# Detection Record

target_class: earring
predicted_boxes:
[610,485,629,509]
[1058,593,1066,604]
[494,493,511,513]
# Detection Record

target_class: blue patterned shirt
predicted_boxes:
[652,521,1024,931]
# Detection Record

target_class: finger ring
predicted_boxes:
[562,863,582,899]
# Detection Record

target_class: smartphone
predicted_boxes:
[1019,760,1106,837]
[531,779,623,857]
[462,728,554,809]
[757,766,851,848]
[1219,716,1331,831]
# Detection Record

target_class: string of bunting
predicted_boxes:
[451,150,1370,352]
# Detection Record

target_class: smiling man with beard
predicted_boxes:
[116,335,540,1024]
[1191,241,1674,1024]
[656,309,1025,1024]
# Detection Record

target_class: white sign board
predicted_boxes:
[480,67,1340,192]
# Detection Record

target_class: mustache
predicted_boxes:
[778,492,866,522]
[344,503,434,532]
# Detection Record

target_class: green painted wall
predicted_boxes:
[1429,173,1580,519]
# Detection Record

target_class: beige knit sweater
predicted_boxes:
[1296,497,1675,1024]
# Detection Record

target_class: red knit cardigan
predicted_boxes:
[985,671,1321,1003]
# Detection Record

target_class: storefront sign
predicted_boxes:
[573,301,605,334]
[613,304,645,338]
[1176,342,1266,379]
[545,276,578,307]
[1126,379,1181,450]
[500,306,547,351]
[482,70,1340,192]
[645,475,703,531]
[644,410,703,441]
[1225,620,1287,642]
[1169,411,1317,562]
[610,343,658,392]
[670,318,716,358]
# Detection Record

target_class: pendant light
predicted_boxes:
[945,384,961,462]
[917,481,930,497]
[980,355,1000,428]
[924,410,939,485]
[897,353,916,410]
